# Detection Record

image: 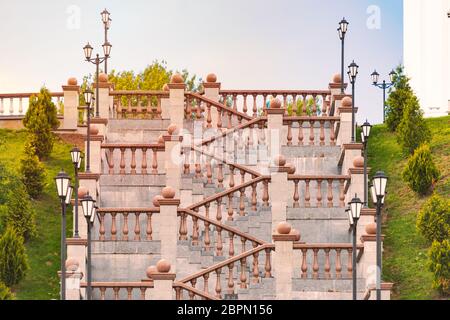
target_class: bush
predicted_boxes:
[0,281,15,300]
[417,195,450,244]
[0,228,29,287]
[396,98,431,155]
[402,144,440,195]
[19,148,46,199]
[429,240,450,295]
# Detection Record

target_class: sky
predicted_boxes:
[0,0,403,124]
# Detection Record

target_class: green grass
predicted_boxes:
[0,129,74,300]
[367,116,450,300]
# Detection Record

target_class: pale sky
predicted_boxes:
[0,0,403,124]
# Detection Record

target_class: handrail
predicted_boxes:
[80,281,154,288]
[97,207,160,214]
[288,174,350,180]
[283,116,340,122]
[179,243,274,284]
[173,282,219,300]
[110,90,168,97]
[186,175,269,210]
[0,92,63,98]
[178,208,266,246]
[101,143,164,150]
[220,89,331,95]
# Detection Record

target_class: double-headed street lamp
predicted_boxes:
[370,171,388,300]
[81,194,97,300]
[338,18,349,94]
[348,60,359,142]
[83,41,112,118]
[347,195,363,300]
[55,170,72,300]
[371,70,396,123]
[361,120,372,207]
[70,147,82,237]
[100,9,112,74]
[83,89,93,173]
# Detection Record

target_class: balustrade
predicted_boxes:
[80,282,154,300]
[110,91,167,119]
[0,92,64,116]
[283,116,339,147]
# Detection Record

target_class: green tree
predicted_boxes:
[417,194,450,244]
[19,147,46,199]
[0,282,15,300]
[402,144,440,195]
[429,240,450,295]
[0,228,29,287]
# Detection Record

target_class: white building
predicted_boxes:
[404,0,450,117]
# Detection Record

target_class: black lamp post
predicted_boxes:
[81,194,96,300]
[348,195,363,300]
[83,41,112,118]
[100,9,112,74]
[338,18,349,94]
[348,60,359,143]
[371,70,396,123]
[55,170,72,300]
[371,171,388,300]
[70,147,82,237]
[83,89,93,173]
[361,120,372,207]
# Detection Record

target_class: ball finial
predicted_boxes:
[156,259,171,273]
[162,186,176,199]
[170,73,183,84]
[277,222,292,235]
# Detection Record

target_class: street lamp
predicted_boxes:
[83,88,93,173]
[371,171,388,300]
[83,41,112,117]
[361,120,372,207]
[70,147,82,237]
[348,195,363,300]
[55,170,71,300]
[81,194,96,300]
[348,60,359,143]
[100,9,112,74]
[371,69,396,123]
[338,17,349,94]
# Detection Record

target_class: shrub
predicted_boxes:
[396,98,431,155]
[417,195,450,244]
[402,144,440,195]
[429,240,450,295]
[19,148,46,199]
[0,282,15,300]
[0,228,29,287]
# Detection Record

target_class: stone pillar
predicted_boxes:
[328,73,348,115]
[273,222,300,300]
[158,187,180,273]
[161,84,170,120]
[61,77,80,130]
[84,126,104,174]
[336,96,355,145]
[341,143,363,176]
[266,99,285,159]
[348,156,369,206]
[146,259,176,300]
[91,118,108,137]
[66,238,87,281]
[163,124,183,198]
[360,223,385,290]
[269,155,290,233]
[365,283,393,300]
[168,73,186,130]
[58,258,83,300]
[203,73,221,131]
[77,173,100,238]
[92,73,112,119]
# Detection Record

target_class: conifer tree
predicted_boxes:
[0,228,29,287]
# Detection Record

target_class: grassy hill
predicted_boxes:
[0,129,74,300]
[367,116,450,300]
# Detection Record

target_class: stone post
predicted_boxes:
[360,223,385,292]
[77,174,100,238]
[341,143,364,176]
[58,258,83,300]
[66,238,87,282]
[365,283,393,300]
[145,259,176,300]
[161,84,170,120]
[269,155,290,233]
[266,98,285,159]
[168,73,186,130]
[84,126,104,174]
[163,124,183,198]
[328,73,348,115]
[336,96,355,145]
[92,73,111,119]
[158,187,180,273]
[273,222,300,300]
[203,73,221,131]
[61,77,80,131]
[348,155,370,208]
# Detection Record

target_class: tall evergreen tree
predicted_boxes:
[0,228,29,287]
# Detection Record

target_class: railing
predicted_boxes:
[293,243,364,280]
[219,90,331,117]
[80,281,154,300]
[288,175,350,208]
[283,116,339,147]
[95,208,159,241]
[0,92,64,116]
[110,90,168,119]
[173,282,219,300]
[179,244,274,299]
[102,143,165,175]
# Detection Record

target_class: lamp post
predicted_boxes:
[83,41,112,117]
[100,9,112,74]
[55,170,72,300]
[371,171,388,300]
[348,195,363,300]
[361,120,372,207]
[70,147,82,237]
[81,194,96,300]
[83,89,93,173]
[338,18,349,94]
[348,61,359,143]
[371,70,396,123]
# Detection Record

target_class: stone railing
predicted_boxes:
[80,281,154,300]
[219,90,331,117]
[102,143,165,175]
[288,175,351,208]
[96,208,159,241]
[283,116,339,147]
[173,282,219,300]
[0,92,64,116]
[110,90,168,119]
[178,243,274,299]
[293,243,364,280]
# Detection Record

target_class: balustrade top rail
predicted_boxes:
[0,92,63,98]
[288,175,350,180]
[219,90,331,96]
[80,281,154,288]
[110,90,169,97]
[101,143,164,150]
[283,116,340,122]
[173,282,220,300]
[97,207,160,214]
